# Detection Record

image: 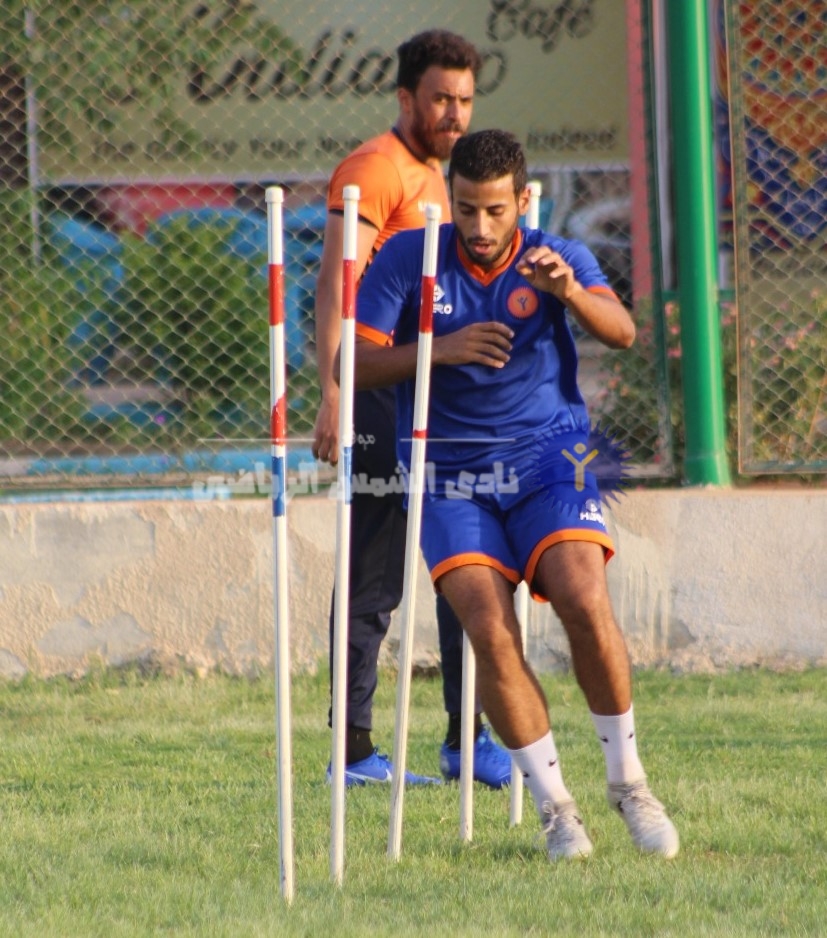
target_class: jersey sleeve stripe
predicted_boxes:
[586,285,620,300]
[355,321,394,346]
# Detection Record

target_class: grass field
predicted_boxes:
[1,665,826,937]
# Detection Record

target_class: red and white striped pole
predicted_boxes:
[509,180,542,828]
[527,179,542,230]
[458,179,543,840]
[330,184,360,887]
[266,185,295,903]
[388,203,442,861]
[459,633,476,841]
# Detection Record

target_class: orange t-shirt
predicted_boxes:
[326,129,450,257]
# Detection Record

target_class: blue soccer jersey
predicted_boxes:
[354,224,617,476]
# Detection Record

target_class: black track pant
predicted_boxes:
[327,386,464,730]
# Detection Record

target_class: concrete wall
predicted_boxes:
[0,488,824,680]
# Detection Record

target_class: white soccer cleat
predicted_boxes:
[607,779,680,858]
[541,800,594,861]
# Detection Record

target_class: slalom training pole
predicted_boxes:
[459,633,476,841]
[330,184,360,887]
[509,179,541,828]
[388,203,442,861]
[510,581,530,826]
[459,180,543,841]
[526,179,542,230]
[266,186,295,903]
[460,178,545,837]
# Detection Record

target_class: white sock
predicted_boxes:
[590,706,646,785]
[508,731,573,818]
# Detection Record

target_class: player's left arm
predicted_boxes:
[516,245,635,350]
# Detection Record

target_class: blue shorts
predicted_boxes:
[419,430,614,601]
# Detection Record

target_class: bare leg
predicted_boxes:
[531,541,679,857]
[534,540,631,715]
[438,565,548,749]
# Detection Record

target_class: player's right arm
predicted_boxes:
[311,211,378,465]
[345,231,513,389]
[350,323,514,389]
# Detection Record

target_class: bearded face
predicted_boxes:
[402,66,475,161]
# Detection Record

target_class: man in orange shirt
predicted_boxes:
[313,29,511,787]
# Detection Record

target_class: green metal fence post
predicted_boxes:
[665,0,731,485]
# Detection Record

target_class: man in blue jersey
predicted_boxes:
[346,129,679,861]
[313,30,510,790]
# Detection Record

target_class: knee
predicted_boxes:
[553,582,613,633]
[466,615,523,664]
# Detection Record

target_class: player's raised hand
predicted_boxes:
[432,321,514,368]
[516,247,584,302]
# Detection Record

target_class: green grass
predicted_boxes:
[1,666,825,936]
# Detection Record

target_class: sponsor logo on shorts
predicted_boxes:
[579,497,605,524]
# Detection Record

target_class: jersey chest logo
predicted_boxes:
[507,286,540,319]
[433,283,453,315]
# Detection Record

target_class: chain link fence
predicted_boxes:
[7,2,819,493]
[719,0,826,473]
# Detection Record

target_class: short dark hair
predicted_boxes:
[396,30,482,92]
[448,129,528,197]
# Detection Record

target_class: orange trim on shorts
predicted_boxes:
[431,552,521,590]
[355,321,393,347]
[524,530,615,601]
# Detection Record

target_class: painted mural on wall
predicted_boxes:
[715,0,827,250]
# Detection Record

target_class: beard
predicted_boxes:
[456,226,517,270]
[409,111,465,161]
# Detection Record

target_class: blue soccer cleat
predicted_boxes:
[326,748,442,788]
[439,725,513,790]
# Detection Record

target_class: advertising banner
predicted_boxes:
[32,0,629,182]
